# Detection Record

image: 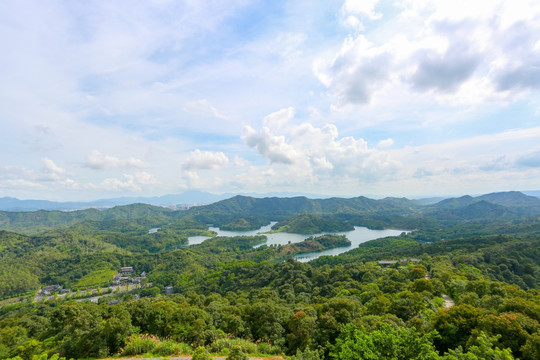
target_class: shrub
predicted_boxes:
[208,338,257,354]
[257,342,282,355]
[154,339,191,355]
[120,334,191,356]
[192,346,212,360]
[121,334,157,355]
[226,345,248,360]
[291,348,322,360]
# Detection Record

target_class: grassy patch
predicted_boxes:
[73,268,116,289]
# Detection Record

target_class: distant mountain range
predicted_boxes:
[2,190,540,235]
[1,189,539,212]
[0,190,226,211]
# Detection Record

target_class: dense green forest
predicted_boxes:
[0,191,539,359]
[270,215,355,234]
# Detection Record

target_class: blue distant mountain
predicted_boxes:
[0,190,333,211]
[1,189,538,212]
[0,191,225,211]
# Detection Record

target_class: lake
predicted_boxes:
[187,222,407,262]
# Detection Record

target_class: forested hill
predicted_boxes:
[0,203,176,234]
[430,191,540,211]
[0,191,539,360]
[188,195,420,216]
[1,191,540,235]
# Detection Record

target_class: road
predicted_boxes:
[34,283,142,303]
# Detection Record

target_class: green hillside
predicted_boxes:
[270,214,355,234]
[0,203,176,234]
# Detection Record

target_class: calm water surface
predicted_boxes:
[187,222,407,261]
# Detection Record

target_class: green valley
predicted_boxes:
[0,191,538,360]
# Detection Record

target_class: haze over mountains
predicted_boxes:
[1,189,539,212]
[2,190,540,236]
[0,190,332,211]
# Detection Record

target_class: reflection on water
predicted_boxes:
[187,235,211,245]
[294,227,407,262]
[187,222,407,261]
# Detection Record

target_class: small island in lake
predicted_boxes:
[269,214,354,234]
[276,234,351,256]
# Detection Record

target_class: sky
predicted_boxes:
[1,0,540,201]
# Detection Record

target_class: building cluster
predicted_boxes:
[40,284,70,295]
[112,266,147,286]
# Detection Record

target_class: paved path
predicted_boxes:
[425,271,454,309]
[442,294,455,309]
[35,283,142,303]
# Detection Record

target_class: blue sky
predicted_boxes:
[1,0,540,201]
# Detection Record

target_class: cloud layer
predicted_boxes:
[1,0,539,199]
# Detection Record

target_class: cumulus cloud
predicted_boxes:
[493,22,540,91]
[244,110,400,183]
[182,149,229,170]
[292,124,400,181]
[0,162,85,194]
[98,173,157,192]
[243,126,300,164]
[410,43,482,93]
[316,0,540,108]
[314,35,391,105]
[100,176,141,192]
[135,171,159,185]
[85,150,148,170]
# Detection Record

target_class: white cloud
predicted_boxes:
[233,156,249,167]
[393,127,540,179]
[263,107,295,129]
[180,169,226,190]
[377,138,394,148]
[182,149,229,170]
[99,175,141,192]
[85,150,148,170]
[243,125,300,164]
[244,110,400,183]
[314,35,392,105]
[1,179,45,190]
[135,171,159,185]
[317,0,540,108]
[410,41,482,93]
[342,0,382,20]
[1,0,540,199]
[41,158,66,175]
